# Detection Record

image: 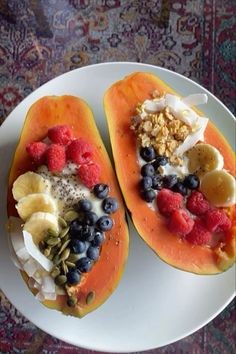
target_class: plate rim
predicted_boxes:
[0,61,235,352]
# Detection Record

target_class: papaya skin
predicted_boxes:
[104,72,235,275]
[7,95,129,317]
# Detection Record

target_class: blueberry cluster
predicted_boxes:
[66,184,118,286]
[139,146,199,202]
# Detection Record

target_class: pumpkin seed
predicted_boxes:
[53,254,62,266]
[59,226,70,239]
[67,295,77,307]
[64,210,79,222]
[50,267,60,278]
[46,237,60,246]
[47,228,59,238]
[86,291,95,305]
[58,216,67,228]
[39,240,45,252]
[60,248,70,261]
[61,261,68,274]
[55,275,67,286]
[68,253,80,262]
[48,254,54,261]
[65,261,76,268]
[63,233,70,241]
[43,247,51,257]
[58,239,70,255]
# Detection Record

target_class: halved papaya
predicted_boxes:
[7,95,129,317]
[104,72,235,275]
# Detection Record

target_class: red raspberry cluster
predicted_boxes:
[26,125,100,188]
[156,189,231,246]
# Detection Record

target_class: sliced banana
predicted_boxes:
[16,193,58,221]
[12,172,51,201]
[186,143,224,177]
[23,212,59,245]
[200,170,236,207]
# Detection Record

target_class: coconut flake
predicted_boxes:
[23,258,40,277]
[41,276,56,293]
[175,117,209,156]
[144,99,165,112]
[182,94,208,106]
[23,231,53,272]
[165,94,181,110]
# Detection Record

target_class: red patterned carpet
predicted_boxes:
[0,1,235,353]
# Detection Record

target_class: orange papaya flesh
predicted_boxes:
[7,95,129,317]
[104,72,235,275]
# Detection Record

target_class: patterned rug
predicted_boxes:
[0,0,235,353]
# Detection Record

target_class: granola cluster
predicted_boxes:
[131,104,191,165]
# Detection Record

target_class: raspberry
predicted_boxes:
[26,141,48,164]
[168,209,194,236]
[185,219,212,245]
[186,191,210,216]
[48,125,73,145]
[77,163,101,189]
[156,189,183,216]
[47,144,66,172]
[204,209,231,232]
[67,139,93,165]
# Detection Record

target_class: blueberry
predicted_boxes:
[92,230,105,246]
[102,197,118,214]
[76,257,93,273]
[93,183,109,199]
[141,163,155,177]
[183,174,199,190]
[152,175,163,190]
[67,270,81,285]
[70,239,86,254]
[75,199,92,212]
[141,189,156,202]
[140,146,156,162]
[162,174,178,189]
[80,225,95,242]
[172,182,188,196]
[87,246,100,261]
[140,176,153,191]
[152,156,168,170]
[83,211,98,226]
[96,215,113,231]
[69,219,83,238]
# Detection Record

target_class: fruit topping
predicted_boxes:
[185,219,212,245]
[77,163,101,189]
[69,219,83,238]
[156,189,183,216]
[183,174,199,190]
[12,172,51,201]
[141,163,155,177]
[87,246,100,261]
[96,215,113,231]
[67,269,81,285]
[200,170,236,207]
[204,209,231,232]
[80,225,95,242]
[186,191,210,216]
[93,183,109,199]
[47,144,66,172]
[168,209,194,236]
[140,146,156,162]
[48,125,73,145]
[172,182,188,196]
[162,174,178,189]
[141,189,156,203]
[140,176,153,191]
[152,156,168,169]
[92,230,105,246]
[26,141,48,165]
[83,211,99,226]
[75,199,92,212]
[102,197,119,214]
[186,143,224,177]
[152,175,163,190]
[76,257,93,272]
[67,138,93,165]
[70,239,86,254]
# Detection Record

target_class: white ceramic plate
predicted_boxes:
[0,63,235,352]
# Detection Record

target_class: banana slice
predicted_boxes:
[23,212,59,244]
[186,143,224,177]
[16,193,58,221]
[12,172,51,201]
[200,170,236,207]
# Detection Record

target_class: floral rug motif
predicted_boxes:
[0,0,235,353]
